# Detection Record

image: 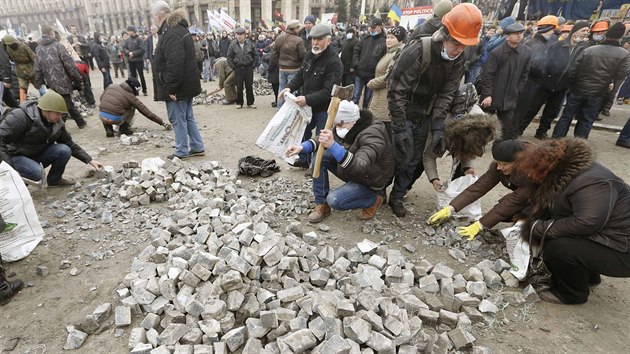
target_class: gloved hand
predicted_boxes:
[457,221,483,241]
[162,122,172,130]
[393,123,413,167]
[427,205,453,225]
[431,129,447,157]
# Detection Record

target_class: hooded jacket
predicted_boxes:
[523,139,630,253]
[0,101,92,166]
[90,37,110,70]
[123,33,146,63]
[99,82,164,125]
[153,9,202,101]
[34,35,83,95]
[478,41,531,111]
[352,31,386,79]
[285,45,343,113]
[566,40,630,97]
[5,40,36,80]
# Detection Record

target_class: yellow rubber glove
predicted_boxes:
[427,205,453,225]
[457,221,483,241]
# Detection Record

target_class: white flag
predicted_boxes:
[207,9,223,32]
[220,8,237,30]
[55,18,68,34]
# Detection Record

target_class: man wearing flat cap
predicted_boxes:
[278,24,343,169]
[285,100,394,223]
[227,27,258,108]
[273,19,306,107]
[479,22,531,140]
[352,18,386,108]
[123,26,148,96]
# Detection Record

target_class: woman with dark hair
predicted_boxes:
[515,138,630,304]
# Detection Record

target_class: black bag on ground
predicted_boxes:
[525,220,555,292]
[238,155,280,178]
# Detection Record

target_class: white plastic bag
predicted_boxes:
[256,93,312,164]
[141,157,165,174]
[436,174,482,221]
[0,161,45,262]
[501,221,530,280]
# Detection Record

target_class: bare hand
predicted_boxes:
[609,83,614,91]
[294,96,307,107]
[480,97,492,108]
[3,82,10,88]
[129,52,134,58]
[318,129,334,148]
[432,179,444,191]
[169,94,177,101]
[464,167,477,176]
[277,88,291,102]
[285,145,303,157]
[88,160,104,171]
[349,68,354,73]
[101,68,106,73]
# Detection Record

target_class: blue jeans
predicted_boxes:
[353,76,373,108]
[312,150,378,208]
[618,115,630,144]
[298,111,327,164]
[166,98,205,157]
[11,144,71,183]
[102,69,113,89]
[277,71,298,108]
[618,70,630,99]
[203,57,215,81]
[552,93,603,139]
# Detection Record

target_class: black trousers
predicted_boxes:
[497,110,517,140]
[544,237,630,304]
[81,73,95,105]
[128,61,147,94]
[2,85,18,108]
[342,73,355,86]
[516,87,566,135]
[61,94,86,127]
[235,67,254,106]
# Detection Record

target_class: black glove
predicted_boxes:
[393,123,414,168]
[431,129,447,158]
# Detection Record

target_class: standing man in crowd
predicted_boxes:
[278,24,343,169]
[219,31,231,58]
[151,1,205,159]
[67,25,92,70]
[299,15,316,50]
[352,18,386,108]
[227,27,257,109]
[201,33,219,82]
[123,26,148,96]
[0,90,103,186]
[387,3,483,217]
[91,32,113,89]
[146,25,159,76]
[552,22,630,139]
[2,34,36,102]
[35,25,87,129]
[273,20,306,107]
[109,36,126,78]
[340,28,359,86]
[478,22,531,140]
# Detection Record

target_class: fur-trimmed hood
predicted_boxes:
[166,9,189,29]
[444,111,501,145]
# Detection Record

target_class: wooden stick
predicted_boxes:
[312,96,342,178]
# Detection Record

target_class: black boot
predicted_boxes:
[388,198,407,218]
[119,122,134,136]
[103,123,114,137]
[0,258,24,306]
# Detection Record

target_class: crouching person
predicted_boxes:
[0,90,103,187]
[99,77,171,137]
[286,101,394,223]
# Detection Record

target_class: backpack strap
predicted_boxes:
[419,36,432,76]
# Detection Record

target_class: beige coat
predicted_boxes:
[367,43,403,123]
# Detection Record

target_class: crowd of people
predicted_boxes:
[1,1,630,307]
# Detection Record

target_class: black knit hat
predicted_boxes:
[389,26,407,43]
[569,21,590,37]
[492,139,526,162]
[606,22,626,40]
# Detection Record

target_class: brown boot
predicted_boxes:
[308,204,331,223]
[358,194,384,220]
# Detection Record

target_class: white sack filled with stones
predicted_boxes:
[64,158,541,353]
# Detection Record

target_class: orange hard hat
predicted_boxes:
[591,20,609,32]
[441,3,483,46]
[537,15,559,29]
[560,24,573,33]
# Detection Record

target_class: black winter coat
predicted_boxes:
[227,40,257,69]
[523,33,551,79]
[152,9,202,101]
[340,37,358,75]
[387,35,465,131]
[219,37,231,58]
[0,101,92,166]
[352,32,386,79]
[540,41,587,92]
[478,42,531,111]
[567,41,630,97]
[91,41,110,69]
[285,45,343,113]
[123,34,146,63]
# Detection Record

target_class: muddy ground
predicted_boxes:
[1,71,630,354]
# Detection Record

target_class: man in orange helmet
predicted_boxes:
[386,3,483,217]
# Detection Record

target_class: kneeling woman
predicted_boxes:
[515,138,630,304]
[286,101,394,223]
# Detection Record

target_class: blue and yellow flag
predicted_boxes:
[387,4,403,23]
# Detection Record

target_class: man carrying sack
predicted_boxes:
[285,100,394,223]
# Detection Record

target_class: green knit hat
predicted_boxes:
[38,90,68,113]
